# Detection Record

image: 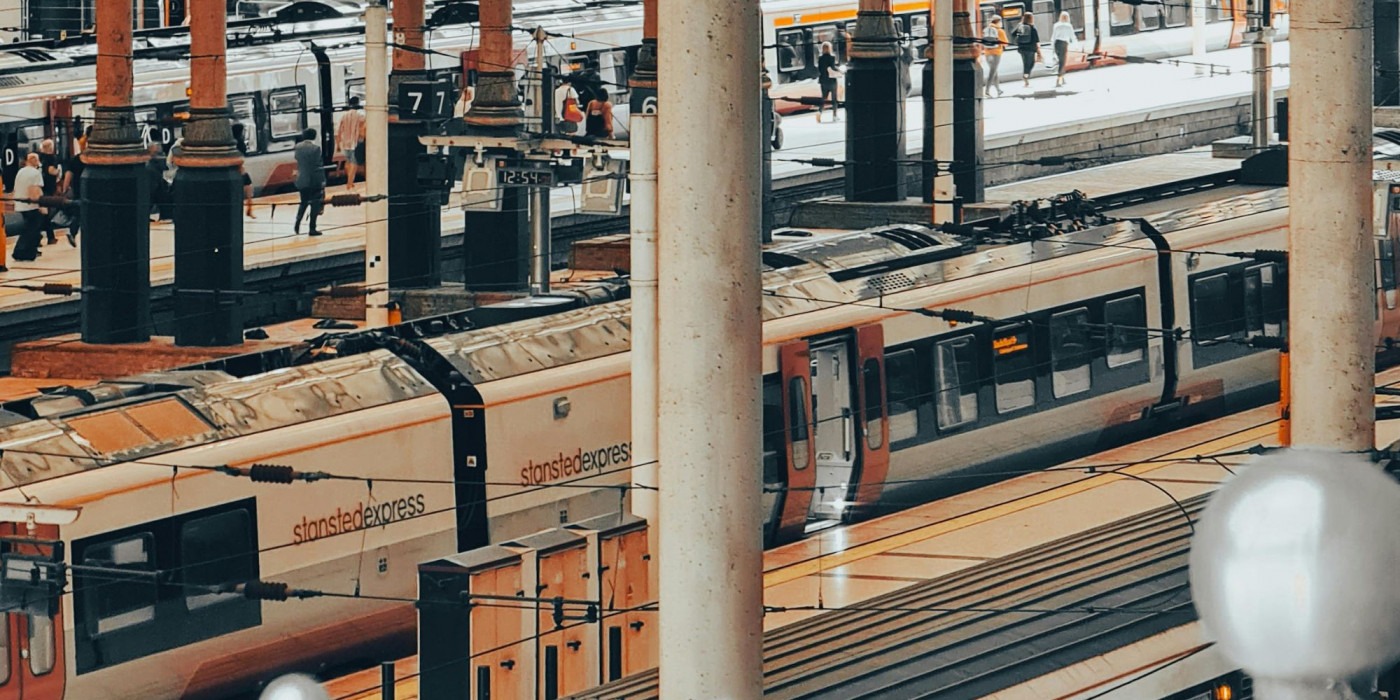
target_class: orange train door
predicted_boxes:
[772,341,815,543]
[0,523,65,700]
[851,324,890,518]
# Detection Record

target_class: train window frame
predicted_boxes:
[267,87,307,142]
[993,323,1036,414]
[1137,1,1162,30]
[1104,295,1148,368]
[861,358,885,451]
[934,335,980,430]
[885,348,922,444]
[27,614,54,677]
[788,376,811,471]
[776,29,808,72]
[1050,308,1093,399]
[73,499,261,675]
[1164,0,1189,27]
[1110,2,1136,34]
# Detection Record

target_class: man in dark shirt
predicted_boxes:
[61,127,88,246]
[293,128,325,236]
[38,139,60,244]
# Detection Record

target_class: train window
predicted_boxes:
[1382,237,1399,291]
[599,50,629,102]
[788,376,810,470]
[762,378,783,485]
[885,349,921,443]
[1192,273,1242,341]
[1050,308,1093,399]
[908,15,929,52]
[27,614,54,676]
[268,88,306,141]
[812,25,838,58]
[1244,264,1284,336]
[230,95,259,154]
[934,336,979,429]
[1205,0,1226,22]
[1105,295,1147,367]
[346,78,367,106]
[1032,0,1055,21]
[994,324,1036,413]
[1164,0,1190,27]
[1138,2,1162,30]
[776,29,807,72]
[181,510,256,611]
[861,358,884,451]
[83,533,157,636]
[1110,2,1136,34]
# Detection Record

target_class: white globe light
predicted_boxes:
[1190,449,1400,681]
[259,674,331,700]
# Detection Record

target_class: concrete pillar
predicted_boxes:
[952,0,984,207]
[1289,0,1375,452]
[1378,0,1399,105]
[629,112,658,541]
[845,0,907,202]
[462,0,529,291]
[627,0,657,113]
[761,64,775,241]
[172,0,243,347]
[923,0,955,220]
[365,0,390,327]
[81,0,150,343]
[657,0,763,694]
[388,0,441,289]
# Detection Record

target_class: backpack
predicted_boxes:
[1015,24,1035,48]
[984,24,1000,48]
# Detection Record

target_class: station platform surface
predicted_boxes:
[325,362,1390,700]
[0,42,1289,341]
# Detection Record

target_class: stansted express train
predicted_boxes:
[0,159,1396,697]
[0,0,1283,194]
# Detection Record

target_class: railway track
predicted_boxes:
[569,496,1209,700]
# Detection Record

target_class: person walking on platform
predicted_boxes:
[11,153,44,264]
[336,96,365,192]
[1051,12,1076,87]
[1012,13,1041,88]
[293,128,325,237]
[584,88,614,139]
[232,122,255,218]
[37,139,60,245]
[983,16,1007,97]
[817,41,842,122]
[60,127,88,246]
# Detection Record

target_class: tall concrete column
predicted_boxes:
[629,112,658,540]
[82,0,150,343]
[1379,0,1400,105]
[658,0,763,695]
[1251,27,1275,150]
[388,0,441,289]
[1288,0,1375,453]
[923,0,955,220]
[462,0,529,291]
[627,0,657,113]
[172,0,243,347]
[952,0,984,206]
[365,0,390,327]
[846,0,906,202]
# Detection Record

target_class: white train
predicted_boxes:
[0,157,1392,697]
[0,0,1284,195]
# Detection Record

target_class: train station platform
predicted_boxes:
[0,42,1289,367]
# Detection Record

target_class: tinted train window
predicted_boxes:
[788,376,810,470]
[1192,273,1239,341]
[83,534,157,636]
[268,88,305,140]
[862,359,884,450]
[1050,308,1093,398]
[1244,264,1284,337]
[776,30,807,71]
[182,510,256,611]
[886,349,921,442]
[1105,295,1147,367]
[994,324,1035,413]
[935,336,980,429]
[762,378,783,483]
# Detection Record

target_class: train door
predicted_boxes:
[1377,182,1400,344]
[0,523,65,700]
[806,340,856,529]
[851,325,890,517]
[772,341,815,543]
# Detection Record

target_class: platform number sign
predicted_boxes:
[398,81,455,119]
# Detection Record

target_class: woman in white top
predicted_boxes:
[1051,12,1077,87]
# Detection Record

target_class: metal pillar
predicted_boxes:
[629,112,658,537]
[1289,0,1374,453]
[172,0,243,347]
[657,0,763,694]
[923,0,954,220]
[462,0,529,291]
[529,28,551,294]
[1251,27,1275,151]
[1379,0,1400,105]
[845,0,907,202]
[952,0,984,207]
[388,0,441,289]
[82,0,150,343]
[365,0,390,327]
